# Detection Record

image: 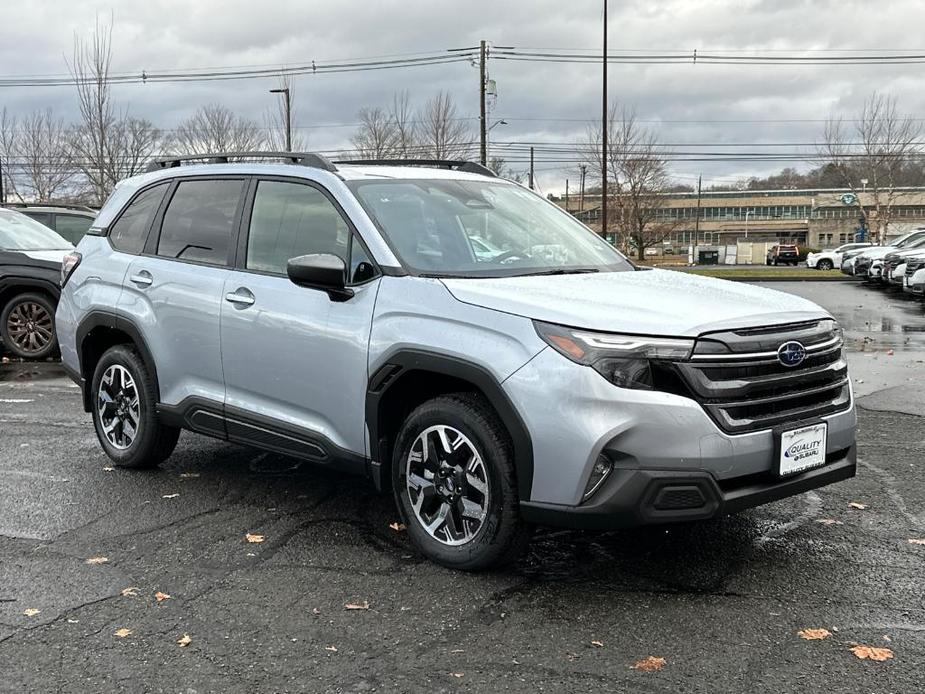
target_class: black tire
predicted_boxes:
[90,345,179,469]
[391,393,531,570]
[773,258,779,266]
[1,292,58,360]
[817,259,834,271]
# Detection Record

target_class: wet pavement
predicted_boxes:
[1,281,924,693]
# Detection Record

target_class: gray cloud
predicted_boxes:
[2,0,924,191]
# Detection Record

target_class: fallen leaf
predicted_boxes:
[113,628,133,638]
[121,587,139,597]
[849,645,893,661]
[566,652,580,662]
[177,633,192,647]
[86,556,109,565]
[591,640,604,648]
[102,466,115,472]
[325,645,338,652]
[179,472,200,478]
[154,591,171,602]
[631,656,667,671]
[245,533,265,544]
[450,649,465,654]
[798,628,831,640]
[162,493,180,499]
[451,673,464,678]
[312,607,321,615]
[816,518,844,526]
[345,600,370,610]
[908,538,925,546]
[22,608,40,617]
[848,502,868,510]
[389,522,406,532]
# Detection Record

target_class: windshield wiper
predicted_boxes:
[520,268,600,276]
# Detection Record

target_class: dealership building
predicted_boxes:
[561,187,925,249]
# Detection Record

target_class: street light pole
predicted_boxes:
[479,40,487,165]
[601,0,608,238]
[745,210,753,239]
[270,87,292,152]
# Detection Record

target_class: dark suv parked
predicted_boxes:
[766,244,799,266]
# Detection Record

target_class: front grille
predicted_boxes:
[674,319,851,434]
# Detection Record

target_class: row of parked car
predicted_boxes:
[0,204,96,359]
[833,230,925,298]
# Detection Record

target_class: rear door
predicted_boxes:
[119,177,246,411]
[219,177,380,465]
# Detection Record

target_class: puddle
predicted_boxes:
[0,362,68,382]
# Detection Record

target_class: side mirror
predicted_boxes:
[286,254,354,301]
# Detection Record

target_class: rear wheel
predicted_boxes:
[392,393,530,570]
[817,259,834,270]
[1,292,57,360]
[91,345,179,468]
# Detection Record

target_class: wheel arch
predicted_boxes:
[366,350,534,500]
[0,275,60,312]
[76,312,160,413]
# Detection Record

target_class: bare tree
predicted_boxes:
[110,117,161,178]
[171,103,265,155]
[580,102,677,259]
[818,92,923,244]
[350,106,398,158]
[12,109,75,201]
[488,155,525,183]
[390,91,418,157]
[418,91,471,159]
[67,16,118,203]
[0,108,23,202]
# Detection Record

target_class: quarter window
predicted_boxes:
[246,181,350,274]
[157,179,243,265]
[55,214,94,244]
[109,184,168,254]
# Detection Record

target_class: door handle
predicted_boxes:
[130,271,153,287]
[225,289,255,307]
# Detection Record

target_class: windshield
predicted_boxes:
[347,178,633,277]
[0,209,72,251]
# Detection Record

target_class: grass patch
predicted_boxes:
[669,267,845,280]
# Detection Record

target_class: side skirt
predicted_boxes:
[156,397,367,477]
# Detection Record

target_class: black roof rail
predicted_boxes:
[145,152,338,173]
[333,159,497,178]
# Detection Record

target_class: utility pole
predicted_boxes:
[270,87,292,152]
[0,156,5,205]
[565,179,569,211]
[601,0,608,238]
[479,40,488,166]
[579,164,587,212]
[529,147,535,190]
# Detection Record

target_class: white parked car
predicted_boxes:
[901,255,925,297]
[807,243,872,270]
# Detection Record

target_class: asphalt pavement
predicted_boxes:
[1,281,923,693]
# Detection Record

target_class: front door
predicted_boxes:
[220,178,380,467]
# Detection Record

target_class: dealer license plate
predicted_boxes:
[777,423,828,477]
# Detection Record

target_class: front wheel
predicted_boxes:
[91,345,179,468]
[392,393,530,570]
[817,259,834,270]
[1,292,57,360]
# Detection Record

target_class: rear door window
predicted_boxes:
[109,184,168,254]
[157,179,244,265]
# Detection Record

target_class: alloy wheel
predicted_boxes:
[6,301,53,356]
[405,424,490,546]
[97,365,141,450]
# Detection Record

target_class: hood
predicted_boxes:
[441,269,830,337]
[16,249,70,265]
[859,246,899,260]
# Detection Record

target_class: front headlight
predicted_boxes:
[534,321,694,390]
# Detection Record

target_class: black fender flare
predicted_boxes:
[0,273,61,303]
[75,311,160,412]
[366,350,534,501]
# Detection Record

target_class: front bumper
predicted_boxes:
[503,346,857,510]
[520,446,856,529]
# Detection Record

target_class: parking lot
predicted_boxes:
[1,280,923,693]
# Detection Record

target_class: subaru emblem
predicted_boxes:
[777,341,806,367]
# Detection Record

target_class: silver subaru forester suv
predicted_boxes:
[56,153,857,570]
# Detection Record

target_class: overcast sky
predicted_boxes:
[2,0,925,192]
